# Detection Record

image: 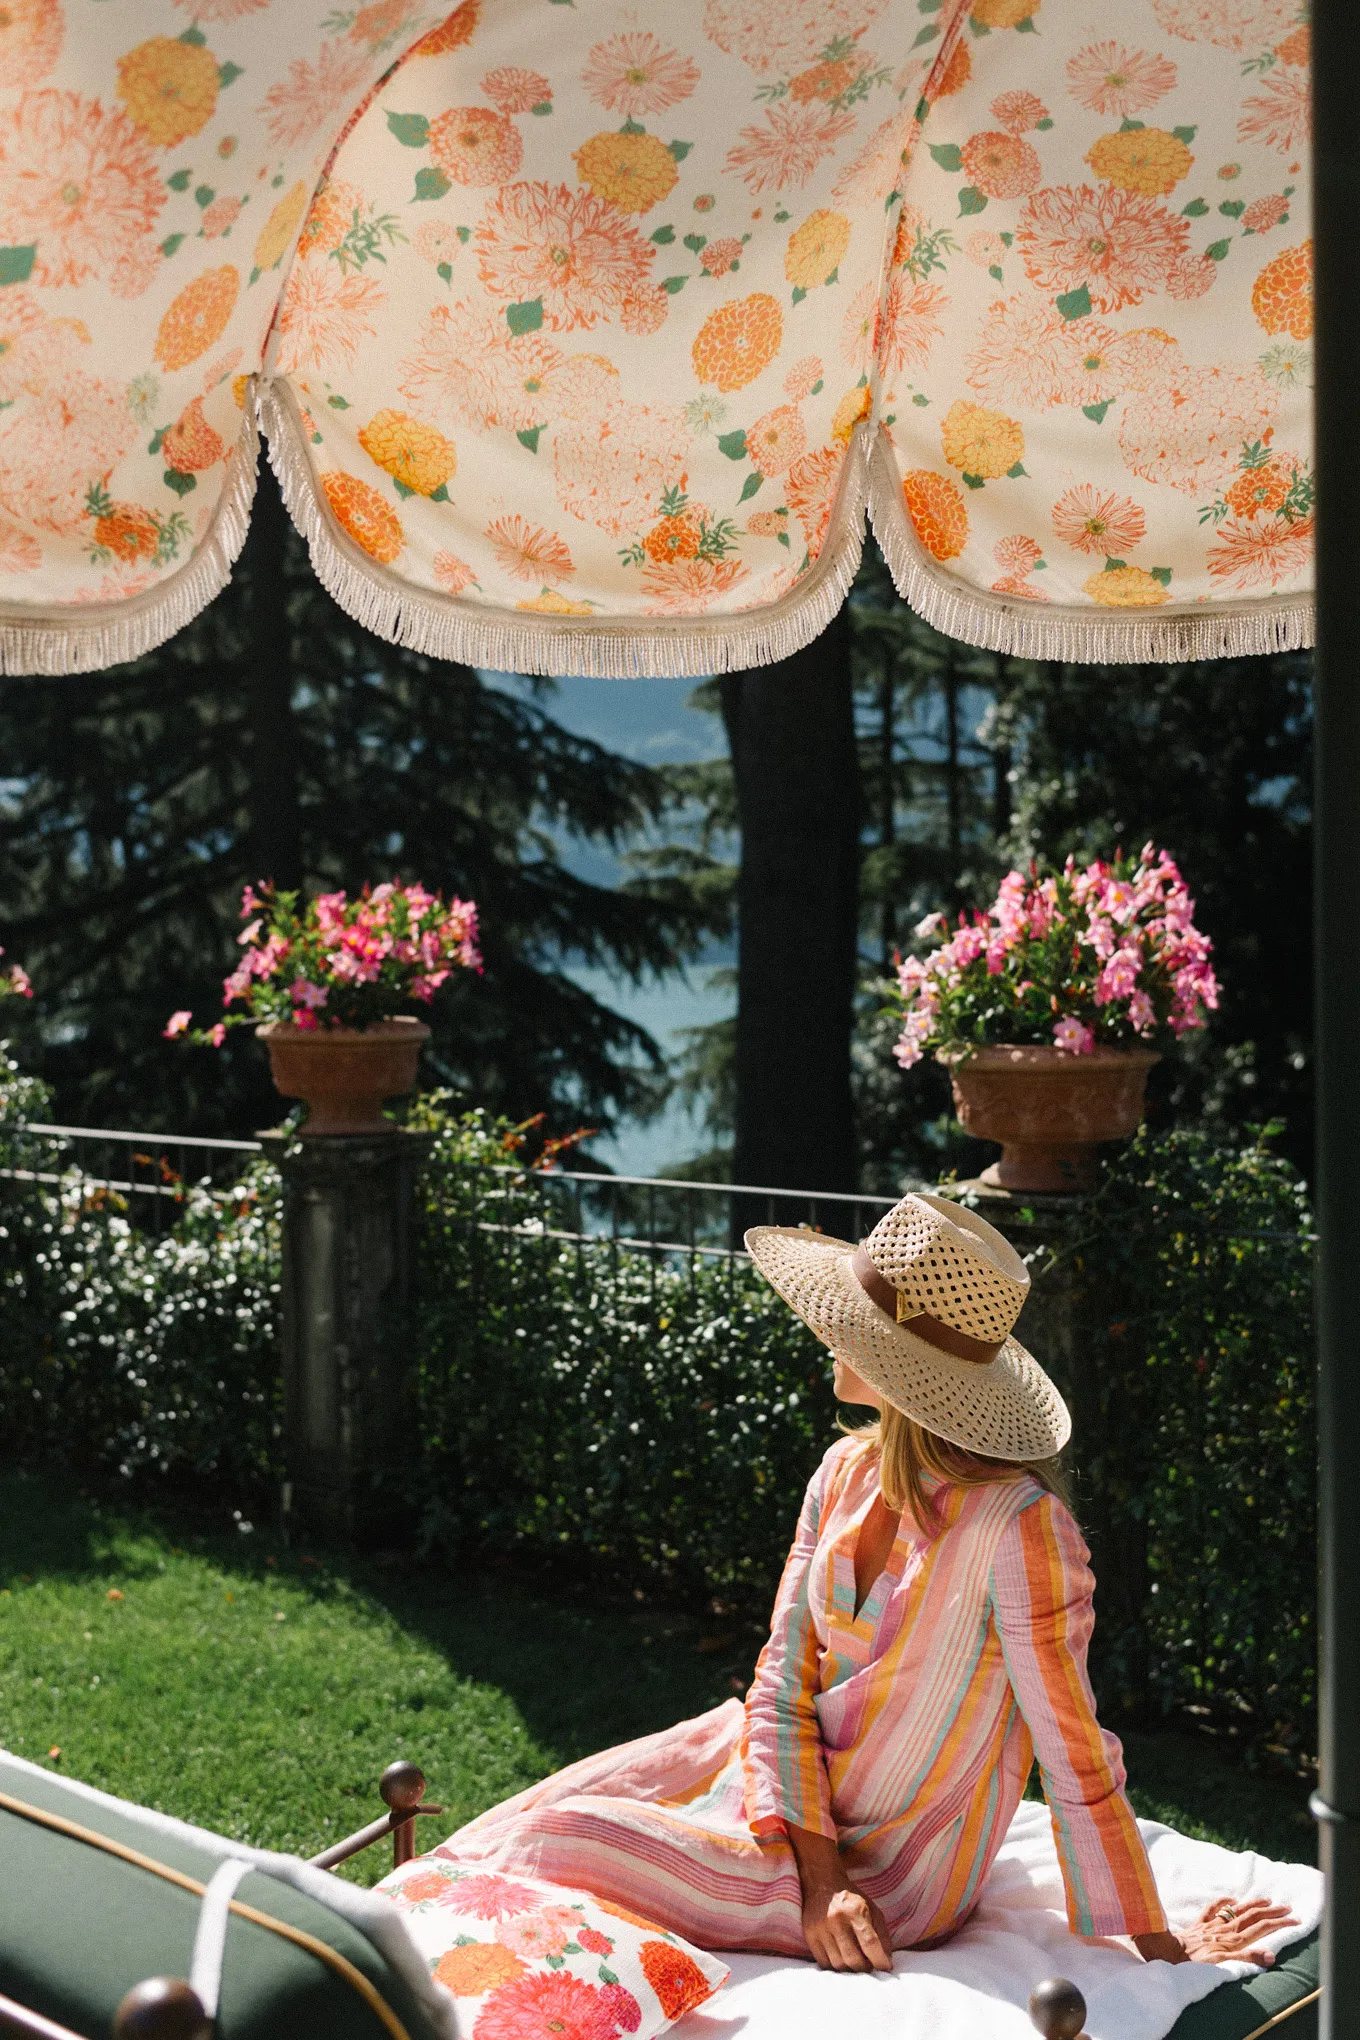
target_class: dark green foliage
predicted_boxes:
[0,465,706,1139]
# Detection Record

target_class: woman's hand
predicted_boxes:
[802,1882,894,1973]
[785,1823,894,1972]
[1133,1896,1299,1967]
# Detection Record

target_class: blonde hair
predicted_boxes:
[844,1403,1071,1535]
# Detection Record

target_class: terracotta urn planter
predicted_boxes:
[939,1043,1160,1194]
[258,1016,430,1136]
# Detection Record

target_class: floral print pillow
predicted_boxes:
[375,1859,730,2039]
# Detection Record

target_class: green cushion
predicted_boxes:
[1166,1930,1319,2040]
[0,1757,442,2040]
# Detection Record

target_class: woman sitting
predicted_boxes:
[440,1194,1292,1972]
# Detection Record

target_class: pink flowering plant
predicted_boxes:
[164,881,481,1046]
[891,846,1219,1069]
[0,947,32,1003]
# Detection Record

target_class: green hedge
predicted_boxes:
[0,1066,1317,1751]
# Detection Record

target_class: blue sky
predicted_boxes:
[481,672,733,1177]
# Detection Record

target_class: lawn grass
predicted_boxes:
[0,1469,1316,1886]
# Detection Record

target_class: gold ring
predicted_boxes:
[1219,1903,1237,1922]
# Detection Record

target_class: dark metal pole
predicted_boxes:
[1311,5,1360,2022]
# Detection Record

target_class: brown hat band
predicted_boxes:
[850,1244,1006,1365]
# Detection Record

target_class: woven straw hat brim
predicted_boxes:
[746,1226,1071,1463]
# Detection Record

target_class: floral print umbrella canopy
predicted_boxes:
[0,0,1312,676]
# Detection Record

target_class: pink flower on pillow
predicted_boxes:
[577,1926,614,1957]
[599,1982,642,2032]
[437,1872,542,1920]
[495,1911,570,1959]
[476,1971,619,2040]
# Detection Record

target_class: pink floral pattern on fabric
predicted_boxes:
[374,1855,727,2040]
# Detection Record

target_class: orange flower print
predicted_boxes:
[1083,564,1168,607]
[748,404,807,475]
[1051,485,1146,554]
[475,1970,622,2040]
[0,512,42,572]
[1164,253,1217,300]
[347,0,423,47]
[433,1943,526,1997]
[941,400,1024,480]
[399,300,564,434]
[970,0,1041,24]
[257,41,371,152]
[832,109,912,207]
[1206,512,1312,590]
[410,1,479,56]
[433,549,477,594]
[1252,241,1312,339]
[1224,460,1290,517]
[990,91,1049,135]
[783,354,824,400]
[430,106,523,187]
[789,57,859,104]
[1086,128,1193,198]
[784,209,851,290]
[745,507,789,539]
[1275,24,1309,65]
[91,500,160,563]
[902,470,969,561]
[163,397,226,473]
[642,511,702,563]
[641,554,751,612]
[591,1897,671,1933]
[1241,193,1290,234]
[172,1,269,22]
[0,91,163,297]
[553,398,688,536]
[1237,69,1311,158]
[785,444,842,558]
[692,294,783,392]
[517,589,594,614]
[1065,42,1177,119]
[278,265,385,374]
[487,514,574,582]
[1,0,63,85]
[700,239,744,278]
[1156,0,1294,57]
[840,281,878,375]
[1118,358,1276,493]
[154,267,239,371]
[393,1869,456,1905]
[573,130,678,214]
[321,471,404,563]
[0,372,135,534]
[581,31,699,118]
[297,178,363,261]
[482,67,550,114]
[476,183,657,330]
[994,534,1043,576]
[930,39,972,99]
[960,133,1041,201]
[254,183,309,275]
[1015,183,1189,313]
[725,104,857,198]
[639,1940,716,2020]
[830,385,870,444]
[116,35,220,148]
[358,409,457,496]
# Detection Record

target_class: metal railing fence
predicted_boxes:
[0,1121,264,1235]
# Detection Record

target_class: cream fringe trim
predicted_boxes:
[867,430,1314,662]
[260,375,868,678]
[0,397,260,678]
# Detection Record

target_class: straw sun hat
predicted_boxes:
[745,1193,1070,1462]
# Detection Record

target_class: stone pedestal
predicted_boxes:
[261,1128,432,1544]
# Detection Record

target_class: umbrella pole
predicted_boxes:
[1311,2,1360,2021]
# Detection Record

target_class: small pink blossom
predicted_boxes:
[1053,1016,1095,1054]
[494,1912,570,1959]
[207,1023,227,1047]
[164,1010,192,1038]
[291,1008,319,1031]
[1128,989,1156,1033]
[289,978,328,1010]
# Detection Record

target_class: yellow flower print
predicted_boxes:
[358,410,457,497]
[321,470,404,563]
[1083,564,1169,607]
[154,267,239,371]
[784,209,851,290]
[517,590,594,614]
[254,184,309,276]
[940,400,1024,481]
[969,0,1040,25]
[573,130,679,214]
[116,36,220,148]
[1085,128,1193,199]
[830,385,870,444]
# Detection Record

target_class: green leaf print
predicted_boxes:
[928,143,964,173]
[386,112,431,148]
[414,167,452,201]
[1055,284,1092,321]
[738,471,763,501]
[506,299,544,333]
[957,187,988,216]
[716,430,748,459]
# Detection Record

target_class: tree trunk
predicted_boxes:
[719,608,860,1217]
[244,459,303,893]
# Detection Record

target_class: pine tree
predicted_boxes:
[0,464,711,1138]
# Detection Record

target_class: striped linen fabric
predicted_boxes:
[437,1437,1167,1954]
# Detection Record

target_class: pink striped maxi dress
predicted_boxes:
[438,1437,1168,1954]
